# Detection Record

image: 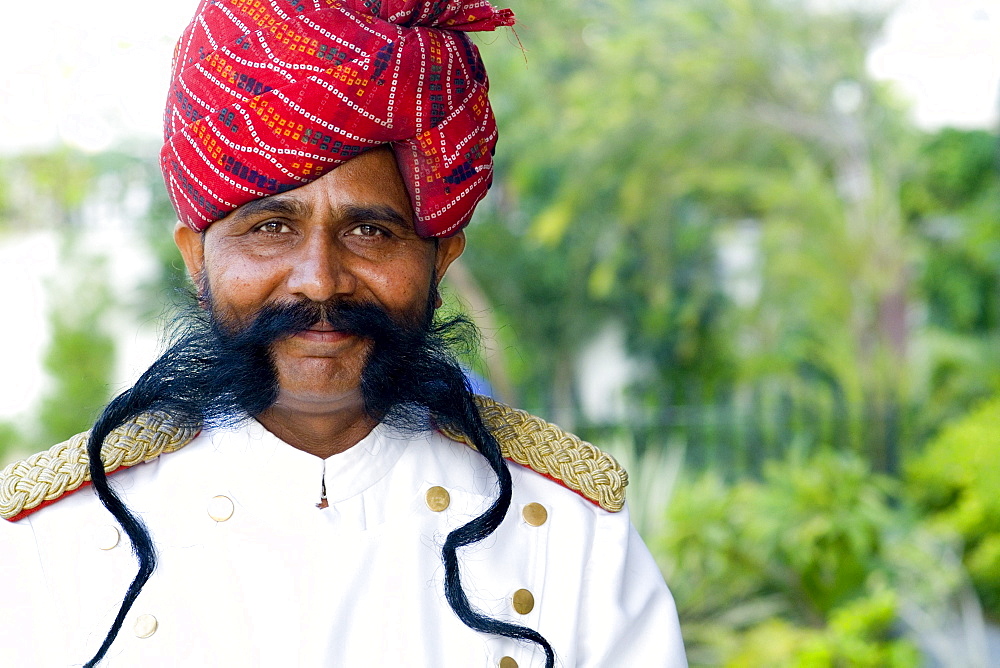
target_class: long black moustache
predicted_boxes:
[353,304,557,665]
[83,296,555,667]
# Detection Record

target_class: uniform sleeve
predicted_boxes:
[0,519,51,664]
[576,504,687,667]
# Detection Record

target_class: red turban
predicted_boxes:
[161,0,514,237]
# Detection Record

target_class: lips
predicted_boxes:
[292,321,352,343]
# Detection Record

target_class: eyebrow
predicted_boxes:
[341,204,412,231]
[227,198,413,231]
[229,196,309,222]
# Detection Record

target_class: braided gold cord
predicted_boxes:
[2,398,627,519]
[0,412,197,521]
[442,396,628,512]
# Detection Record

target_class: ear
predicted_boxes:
[174,222,206,288]
[431,231,466,307]
[433,230,466,283]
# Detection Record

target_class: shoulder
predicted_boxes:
[0,412,199,522]
[2,397,627,520]
[439,395,629,513]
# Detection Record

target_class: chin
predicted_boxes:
[268,385,366,414]
[271,366,364,410]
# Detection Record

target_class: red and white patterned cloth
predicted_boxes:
[161,0,514,237]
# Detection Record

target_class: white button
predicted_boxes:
[95,525,120,550]
[207,495,234,522]
[134,614,158,638]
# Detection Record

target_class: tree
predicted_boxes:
[464,0,919,466]
[900,129,1000,433]
[0,145,173,451]
[34,252,116,447]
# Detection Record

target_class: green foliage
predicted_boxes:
[906,396,1000,619]
[724,596,921,667]
[0,143,181,452]
[901,129,1000,217]
[120,141,192,315]
[34,253,116,447]
[463,0,928,467]
[0,148,98,230]
[0,143,186,310]
[0,422,23,463]
[655,452,927,665]
[900,129,1000,434]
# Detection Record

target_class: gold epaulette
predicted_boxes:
[440,396,629,512]
[0,412,198,522]
[1,397,628,521]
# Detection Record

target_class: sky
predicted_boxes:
[0,0,997,428]
[868,0,1000,128]
[0,0,198,153]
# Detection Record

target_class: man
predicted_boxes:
[0,0,686,666]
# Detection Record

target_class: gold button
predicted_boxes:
[207,495,234,522]
[522,503,548,527]
[133,614,158,638]
[512,588,535,615]
[95,525,120,550]
[499,657,518,668]
[425,486,451,512]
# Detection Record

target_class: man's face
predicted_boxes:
[174,147,466,417]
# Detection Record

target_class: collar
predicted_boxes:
[207,420,409,510]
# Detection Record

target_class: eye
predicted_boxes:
[255,220,292,234]
[348,223,388,238]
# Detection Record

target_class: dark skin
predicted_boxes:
[175,147,466,458]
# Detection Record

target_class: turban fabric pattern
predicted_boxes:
[161,0,515,237]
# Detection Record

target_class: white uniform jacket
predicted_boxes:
[0,418,686,667]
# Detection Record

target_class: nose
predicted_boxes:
[285,233,356,302]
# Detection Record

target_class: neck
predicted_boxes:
[256,401,379,458]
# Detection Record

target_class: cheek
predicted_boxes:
[356,247,438,307]
[362,264,434,314]
[203,254,283,320]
